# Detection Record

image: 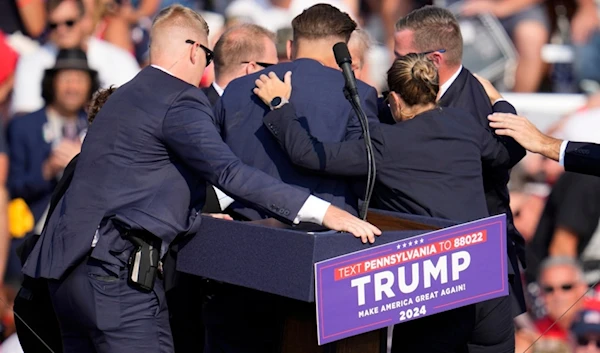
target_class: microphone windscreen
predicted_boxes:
[333,42,352,67]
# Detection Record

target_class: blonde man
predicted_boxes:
[21,5,381,353]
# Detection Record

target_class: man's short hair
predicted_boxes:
[213,24,275,78]
[47,0,85,18]
[395,6,462,66]
[151,4,209,38]
[537,256,585,283]
[292,3,356,43]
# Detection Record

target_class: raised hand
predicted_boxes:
[253,71,292,106]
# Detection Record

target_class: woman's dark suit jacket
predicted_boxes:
[263,104,519,223]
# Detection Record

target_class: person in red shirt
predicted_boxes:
[0,30,19,105]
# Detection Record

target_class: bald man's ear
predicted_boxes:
[286,40,293,60]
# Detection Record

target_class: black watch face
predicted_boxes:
[271,97,282,107]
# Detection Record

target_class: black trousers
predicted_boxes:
[203,284,284,353]
[14,276,63,353]
[166,272,206,353]
[48,257,173,353]
[391,294,514,353]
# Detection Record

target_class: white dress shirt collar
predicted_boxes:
[212,82,225,96]
[438,65,463,99]
[151,64,174,77]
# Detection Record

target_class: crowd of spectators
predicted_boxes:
[2,0,600,352]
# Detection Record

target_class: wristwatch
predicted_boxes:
[269,96,289,110]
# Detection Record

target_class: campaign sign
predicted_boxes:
[314,214,508,345]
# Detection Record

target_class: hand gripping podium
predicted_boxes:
[176,209,504,353]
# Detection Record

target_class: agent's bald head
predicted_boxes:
[149,5,210,85]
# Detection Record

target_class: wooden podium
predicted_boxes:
[177,209,455,353]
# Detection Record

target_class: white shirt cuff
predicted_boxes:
[492,98,506,105]
[293,195,331,226]
[559,140,569,167]
[213,186,235,211]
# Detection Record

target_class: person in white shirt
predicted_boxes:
[10,0,140,116]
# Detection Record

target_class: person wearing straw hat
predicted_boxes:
[7,47,98,248]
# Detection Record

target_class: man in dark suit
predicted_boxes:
[201,23,278,214]
[489,112,600,177]
[20,5,380,353]
[256,53,522,353]
[214,4,380,222]
[202,23,277,107]
[392,5,526,352]
[205,5,378,353]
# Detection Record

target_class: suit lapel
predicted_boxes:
[201,85,220,107]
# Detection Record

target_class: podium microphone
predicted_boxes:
[333,42,376,221]
[333,43,360,99]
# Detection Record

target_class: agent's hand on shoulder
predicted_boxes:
[322,205,382,244]
[488,113,562,161]
[253,71,292,106]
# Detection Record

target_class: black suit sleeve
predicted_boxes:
[479,125,513,169]
[264,103,384,176]
[17,154,79,266]
[162,87,309,223]
[46,155,78,227]
[492,100,526,166]
[564,142,600,177]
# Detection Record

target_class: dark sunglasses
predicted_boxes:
[242,61,275,68]
[577,337,600,348]
[395,48,446,59]
[542,283,574,294]
[185,39,214,66]
[49,19,77,30]
[420,49,446,55]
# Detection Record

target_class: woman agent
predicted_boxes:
[254,53,517,352]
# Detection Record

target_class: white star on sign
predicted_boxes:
[409,241,413,246]
[420,238,424,244]
[402,243,407,248]
[397,244,401,250]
